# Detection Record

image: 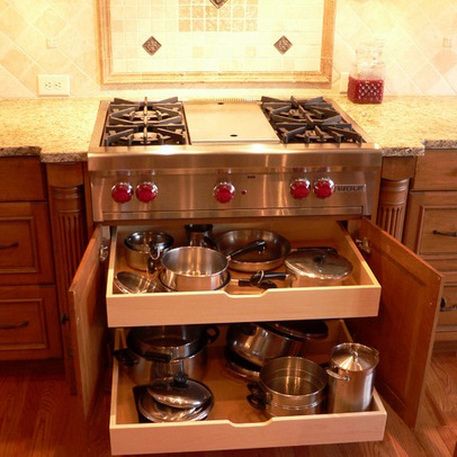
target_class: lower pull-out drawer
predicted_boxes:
[109,320,387,455]
[106,219,381,327]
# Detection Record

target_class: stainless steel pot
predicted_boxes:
[160,240,265,291]
[326,342,379,413]
[247,356,327,417]
[227,323,305,367]
[124,231,174,271]
[227,320,328,367]
[114,325,219,384]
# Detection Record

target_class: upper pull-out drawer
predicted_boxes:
[106,219,380,327]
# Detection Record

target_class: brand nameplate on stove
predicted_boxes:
[335,184,366,192]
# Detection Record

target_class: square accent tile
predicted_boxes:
[209,0,230,8]
[274,35,293,54]
[143,36,161,56]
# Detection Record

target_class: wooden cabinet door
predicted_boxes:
[68,226,107,417]
[348,219,443,429]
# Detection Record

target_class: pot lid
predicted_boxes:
[138,388,213,422]
[330,343,379,371]
[265,320,329,340]
[285,249,353,281]
[147,375,213,409]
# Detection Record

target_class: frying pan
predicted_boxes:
[215,229,291,272]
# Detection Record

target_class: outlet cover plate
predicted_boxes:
[37,74,71,96]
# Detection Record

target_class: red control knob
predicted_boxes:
[111,182,133,203]
[290,178,311,200]
[135,182,158,203]
[213,182,235,204]
[313,178,335,199]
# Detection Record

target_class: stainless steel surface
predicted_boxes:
[247,356,327,417]
[138,387,213,422]
[327,342,379,413]
[216,230,291,272]
[148,377,212,409]
[184,102,279,143]
[89,99,381,222]
[284,250,353,286]
[226,323,308,367]
[114,271,156,294]
[124,231,174,271]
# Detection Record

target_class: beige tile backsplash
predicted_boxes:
[0,0,456,98]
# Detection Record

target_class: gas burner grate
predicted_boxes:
[102,96,190,146]
[261,96,364,145]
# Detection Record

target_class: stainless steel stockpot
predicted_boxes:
[326,342,379,413]
[247,356,328,417]
[226,320,329,367]
[114,325,219,384]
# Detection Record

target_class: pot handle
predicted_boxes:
[113,348,140,367]
[143,351,172,363]
[246,383,266,410]
[227,239,267,259]
[326,367,351,382]
[205,325,220,344]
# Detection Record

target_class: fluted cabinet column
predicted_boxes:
[46,163,88,392]
[376,178,410,240]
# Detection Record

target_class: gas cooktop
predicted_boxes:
[98,96,366,148]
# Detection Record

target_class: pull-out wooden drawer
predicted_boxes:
[0,202,54,285]
[110,320,387,455]
[106,220,381,327]
[0,285,61,359]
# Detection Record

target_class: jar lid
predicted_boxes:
[285,250,353,281]
[147,375,212,409]
[330,342,379,372]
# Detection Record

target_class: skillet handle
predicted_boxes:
[294,246,337,255]
[250,271,288,283]
[227,239,267,259]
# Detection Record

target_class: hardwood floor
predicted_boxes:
[1,352,457,457]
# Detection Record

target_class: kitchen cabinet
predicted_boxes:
[403,149,457,348]
[68,216,441,454]
[0,157,61,360]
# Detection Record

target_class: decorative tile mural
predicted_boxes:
[106,0,326,79]
[0,0,456,97]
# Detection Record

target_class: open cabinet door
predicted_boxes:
[347,219,442,429]
[68,226,107,418]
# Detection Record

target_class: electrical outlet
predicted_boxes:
[37,74,71,96]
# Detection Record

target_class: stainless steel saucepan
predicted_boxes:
[160,239,266,291]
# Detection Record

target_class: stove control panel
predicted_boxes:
[313,178,335,199]
[213,182,235,204]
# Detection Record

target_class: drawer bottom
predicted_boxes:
[110,321,387,455]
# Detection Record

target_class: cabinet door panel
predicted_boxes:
[348,219,442,429]
[68,226,107,417]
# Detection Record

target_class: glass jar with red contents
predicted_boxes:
[347,42,385,104]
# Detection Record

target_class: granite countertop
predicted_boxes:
[0,95,456,162]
